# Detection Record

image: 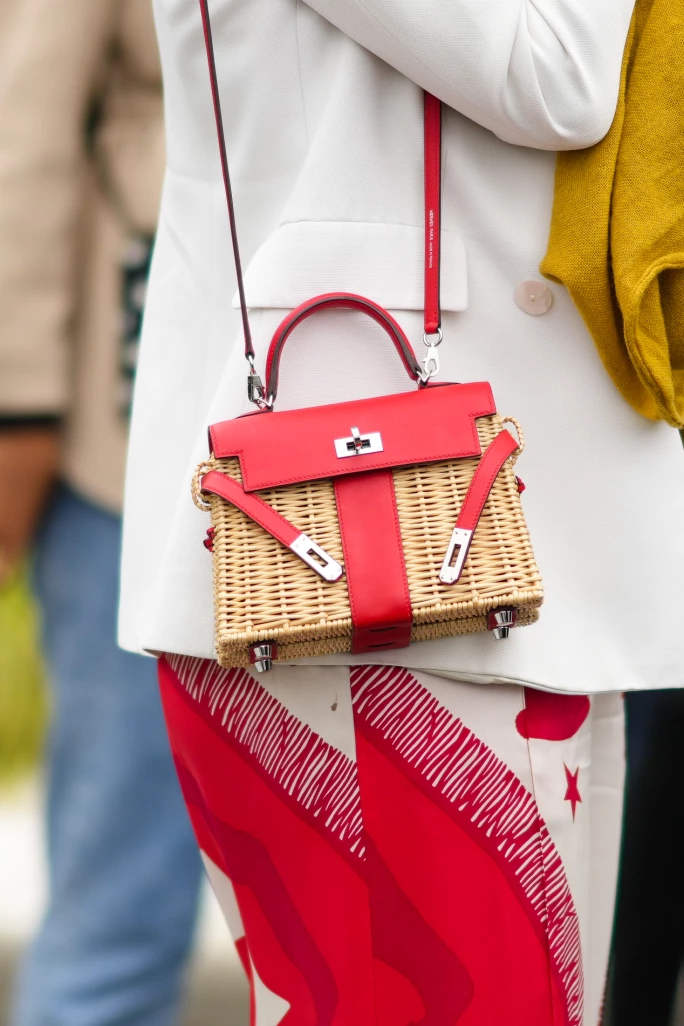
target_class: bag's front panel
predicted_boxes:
[394,415,543,621]
[207,414,543,668]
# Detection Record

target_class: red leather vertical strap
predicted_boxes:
[334,472,413,654]
[455,430,519,533]
[424,92,442,337]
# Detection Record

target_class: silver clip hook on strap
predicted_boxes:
[247,357,274,409]
[419,327,443,383]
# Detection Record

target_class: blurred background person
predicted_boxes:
[0,3,203,1026]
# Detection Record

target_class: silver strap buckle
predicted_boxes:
[439,527,473,584]
[290,534,344,582]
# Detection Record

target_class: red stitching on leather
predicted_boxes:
[334,481,360,629]
[386,472,413,624]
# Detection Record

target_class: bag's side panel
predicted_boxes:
[209,457,351,665]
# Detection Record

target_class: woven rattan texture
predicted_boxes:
[200,414,543,667]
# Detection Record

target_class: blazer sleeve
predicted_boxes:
[302,0,636,150]
[0,0,115,416]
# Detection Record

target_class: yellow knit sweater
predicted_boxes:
[541,0,684,428]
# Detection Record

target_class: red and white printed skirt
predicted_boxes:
[159,657,624,1026]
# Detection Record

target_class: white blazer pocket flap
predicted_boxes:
[234,220,467,312]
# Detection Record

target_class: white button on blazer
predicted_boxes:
[119,0,684,696]
[515,282,554,316]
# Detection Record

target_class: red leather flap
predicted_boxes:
[209,381,496,492]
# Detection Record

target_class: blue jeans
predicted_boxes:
[11,486,203,1026]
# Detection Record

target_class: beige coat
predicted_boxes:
[0,0,164,512]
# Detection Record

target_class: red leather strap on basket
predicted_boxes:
[201,470,344,582]
[439,430,519,584]
[334,471,413,654]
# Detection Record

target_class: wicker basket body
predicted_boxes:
[198,412,543,668]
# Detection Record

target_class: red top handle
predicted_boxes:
[264,293,424,406]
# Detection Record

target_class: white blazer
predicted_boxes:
[120,0,684,694]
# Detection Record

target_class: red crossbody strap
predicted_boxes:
[197,0,254,364]
[424,92,442,338]
[439,430,520,584]
[197,0,443,389]
[200,470,344,582]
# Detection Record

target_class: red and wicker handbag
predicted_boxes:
[192,0,544,672]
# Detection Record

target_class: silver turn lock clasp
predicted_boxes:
[334,427,384,459]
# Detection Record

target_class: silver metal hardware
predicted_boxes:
[487,608,517,641]
[420,350,440,381]
[419,327,444,383]
[290,534,344,582]
[249,643,274,673]
[247,372,265,404]
[439,527,473,584]
[423,328,443,348]
[334,427,384,459]
[247,358,274,410]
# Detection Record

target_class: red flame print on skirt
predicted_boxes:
[162,657,584,1026]
[516,689,590,742]
[351,667,584,1026]
[160,658,473,1025]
